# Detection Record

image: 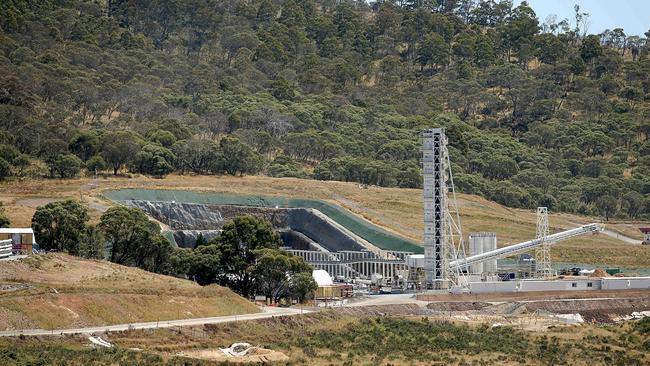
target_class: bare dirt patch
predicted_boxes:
[14,198,58,208]
[178,347,289,363]
[517,297,650,322]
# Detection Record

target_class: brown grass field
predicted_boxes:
[0,254,259,330]
[1,174,649,268]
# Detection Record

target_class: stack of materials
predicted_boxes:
[589,268,608,278]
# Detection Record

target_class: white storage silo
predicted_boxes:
[468,232,497,274]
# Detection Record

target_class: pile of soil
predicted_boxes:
[520,297,650,323]
[179,347,289,363]
[589,269,608,277]
[336,304,427,316]
[426,301,492,312]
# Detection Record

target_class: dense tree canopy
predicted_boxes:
[253,247,313,304]
[1,0,650,219]
[98,205,173,273]
[171,215,315,302]
[212,215,282,297]
[31,200,89,255]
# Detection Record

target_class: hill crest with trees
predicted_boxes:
[1,0,649,220]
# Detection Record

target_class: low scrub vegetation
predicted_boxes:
[0,345,211,366]
[298,317,531,364]
[2,314,648,365]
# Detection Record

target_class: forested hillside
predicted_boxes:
[1,0,649,220]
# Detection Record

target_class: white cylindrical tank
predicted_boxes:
[468,232,497,274]
[469,235,483,274]
[483,233,497,273]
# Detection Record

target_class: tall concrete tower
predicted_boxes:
[422,128,448,289]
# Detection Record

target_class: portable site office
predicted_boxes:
[0,228,36,255]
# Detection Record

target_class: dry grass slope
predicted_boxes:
[0,175,648,267]
[0,254,259,330]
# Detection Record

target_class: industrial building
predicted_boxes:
[469,277,650,294]
[103,127,649,296]
[285,248,410,283]
[312,269,353,299]
[468,232,497,275]
[284,127,627,295]
[422,128,449,288]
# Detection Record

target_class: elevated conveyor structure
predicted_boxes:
[449,224,603,270]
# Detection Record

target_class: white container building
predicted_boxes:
[601,277,650,290]
[468,277,650,294]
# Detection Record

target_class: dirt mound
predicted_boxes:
[589,269,608,277]
[0,254,259,330]
[335,304,427,316]
[179,347,289,363]
[518,297,650,323]
[426,301,492,311]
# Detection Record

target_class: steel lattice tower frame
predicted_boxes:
[535,207,553,278]
[422,128,465,289]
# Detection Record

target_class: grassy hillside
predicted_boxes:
[0,253,259,330]
[1,175,648,267]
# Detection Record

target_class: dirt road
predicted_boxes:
[0,306,311,337]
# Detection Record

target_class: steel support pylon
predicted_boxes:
[535,207,553,278]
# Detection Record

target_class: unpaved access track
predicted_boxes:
[0,307,310,337]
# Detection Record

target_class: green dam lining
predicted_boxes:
[102,188,423,254]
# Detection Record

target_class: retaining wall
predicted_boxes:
[104,189,422,253]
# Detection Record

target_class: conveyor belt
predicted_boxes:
[449,224,603,269]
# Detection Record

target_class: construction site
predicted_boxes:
[101,127,650,299]
[0,128,648,365]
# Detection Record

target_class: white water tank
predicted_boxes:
[468,232,497,274]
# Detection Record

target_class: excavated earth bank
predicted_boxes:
[123,200,366,251]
